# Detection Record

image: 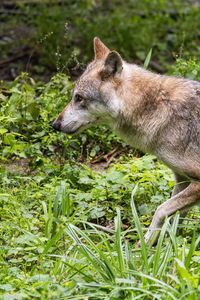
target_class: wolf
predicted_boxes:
[53,37,200,244]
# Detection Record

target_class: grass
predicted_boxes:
[1,155,200,299]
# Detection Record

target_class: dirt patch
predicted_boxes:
[1,158,31,174]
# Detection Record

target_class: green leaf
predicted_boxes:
[175,259,198,288]
[144,48,152,69]
[0,128,8,135]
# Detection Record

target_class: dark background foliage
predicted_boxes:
[1,0,200,81]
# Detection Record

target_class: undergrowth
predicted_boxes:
[2,0,200,78]
[0,58,200,299]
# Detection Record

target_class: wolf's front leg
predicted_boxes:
[144,181,200,245]
[172,173,190,197]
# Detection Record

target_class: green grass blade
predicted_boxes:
[157,242,172,278]
[152,217,169,276]
[185,230,196,269]
[114,207,125,275]
[66,224,116,282]
[168,213,179,256]
[130,184,149,272]
[144,48,152,69]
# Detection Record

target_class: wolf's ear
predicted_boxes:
[94,37,110,60]
[101,51,123,79]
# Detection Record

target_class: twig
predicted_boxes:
[91,147,118,164]
[104,149,125,168]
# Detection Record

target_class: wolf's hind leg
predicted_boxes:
[144,181,200,244]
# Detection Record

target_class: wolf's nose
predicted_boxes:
[52,120,61,131]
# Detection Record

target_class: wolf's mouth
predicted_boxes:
[62,121,91,135]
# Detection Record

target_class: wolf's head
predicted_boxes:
[52,38,124,134]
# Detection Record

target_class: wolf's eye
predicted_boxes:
[75,94,84,103]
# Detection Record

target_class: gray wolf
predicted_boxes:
[53,37,200,244]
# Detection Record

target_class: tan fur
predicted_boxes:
[94,37,109,60]
[53,38,200,245]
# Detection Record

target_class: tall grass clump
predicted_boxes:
[61,189,200,299]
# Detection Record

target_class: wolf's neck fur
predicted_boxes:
[114,61,194,154]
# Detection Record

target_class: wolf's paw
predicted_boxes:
[135,234,151,248]
[135,228,160,248]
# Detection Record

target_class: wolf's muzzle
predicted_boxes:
[52,120,61,131]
